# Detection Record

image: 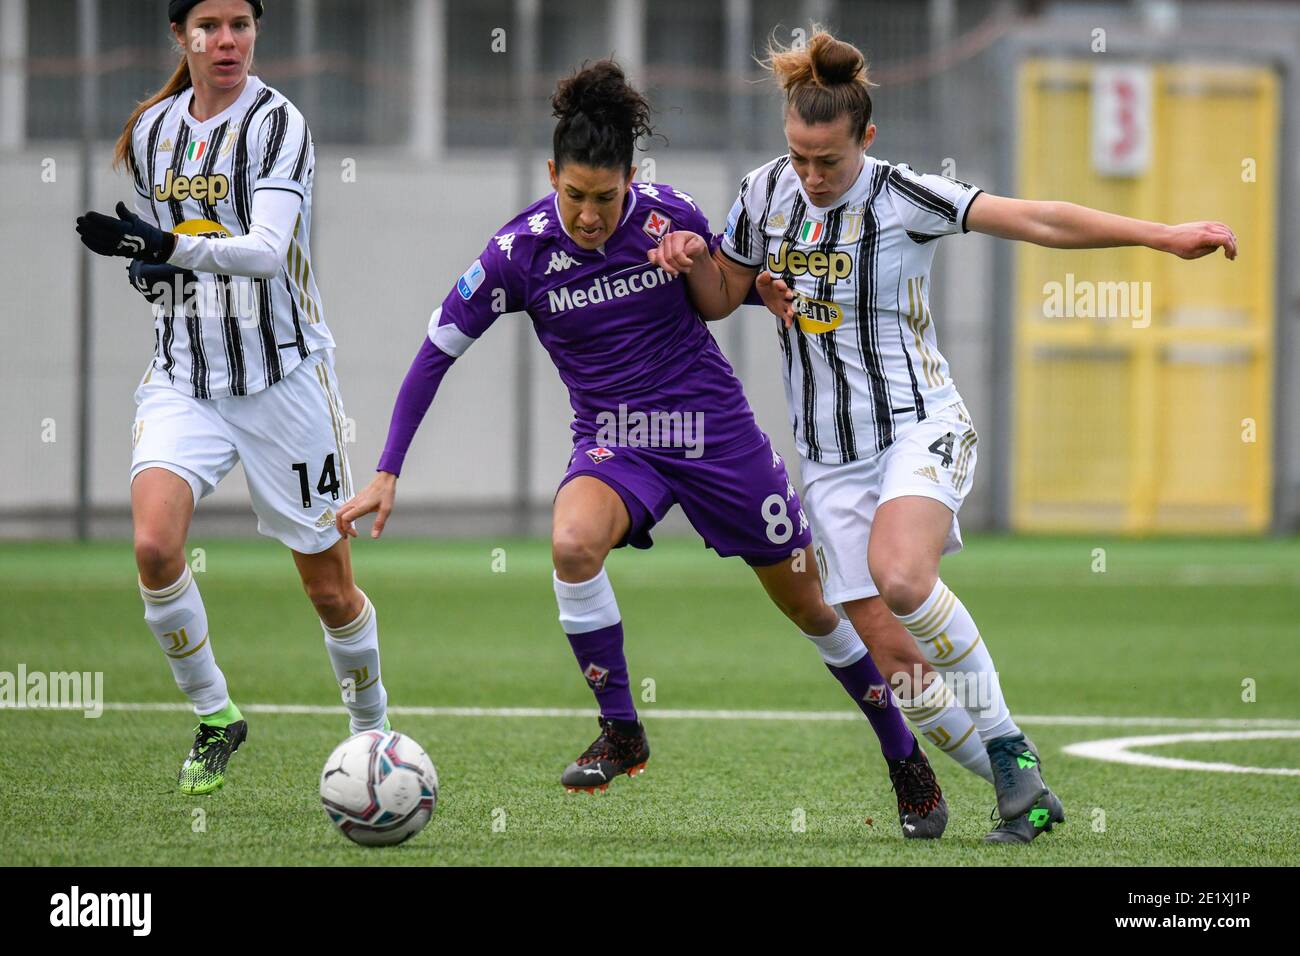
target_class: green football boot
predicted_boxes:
[178,701,248,796]
[986,732,1049,820]
[984,789,1065,844]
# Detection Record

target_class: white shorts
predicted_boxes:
[130,349,354,555]
[802,401,977,605]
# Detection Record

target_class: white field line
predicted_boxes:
[1064,730,1300,776]
[8,701,1300,729]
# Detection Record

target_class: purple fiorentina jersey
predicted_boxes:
[428,183,761,453]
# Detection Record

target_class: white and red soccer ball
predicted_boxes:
[320,730,438,846]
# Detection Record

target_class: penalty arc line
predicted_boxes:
[1062,730,1300,776]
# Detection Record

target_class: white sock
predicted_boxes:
[322,592,388,734]
[553,568,622,633]
[897,675,994,782]
[140,566,229,717]
[895,580,1020,742]
[802,616,868,667]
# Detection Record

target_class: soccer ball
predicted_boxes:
[320,730,439,846]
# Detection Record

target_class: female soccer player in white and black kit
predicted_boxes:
[75,0,390,795]
[653,29,1237,843]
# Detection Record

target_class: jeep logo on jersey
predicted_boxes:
[766,242,853,285]
[793,294,844,335]
[153,169,230,203]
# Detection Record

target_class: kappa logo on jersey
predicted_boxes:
[457,259,486,300]
[544,251,578,275]
[154,169,231,203]
[585,446,615,465]
[527,212,549,235]
[582,663,610,691]
[766,241,853,285]
[863,684,890,709]
[642,211,671,242]
[494,232,516,260]
[799,220,824,244]
[793,293,844,335]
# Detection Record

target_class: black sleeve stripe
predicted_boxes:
[961,188,984,233]
[290,125,311,183]
[888,169,958,222]
[906,230,943,244]
[258,105,290,180]
[730,173,752,258]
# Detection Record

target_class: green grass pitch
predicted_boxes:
[2,535,1297,866]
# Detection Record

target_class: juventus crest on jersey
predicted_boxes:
[722,154,982,465]
[128,76,334,400]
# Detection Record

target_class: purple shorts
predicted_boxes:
[558,431,813,567]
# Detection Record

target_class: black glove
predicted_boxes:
[76,201,177,264]
[128,259,196,307]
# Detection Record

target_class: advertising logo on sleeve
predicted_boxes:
[457,259,486,300]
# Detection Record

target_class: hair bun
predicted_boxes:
[808,33,865,87]
[552,60,628,125]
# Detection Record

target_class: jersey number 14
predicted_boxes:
[291,454,340,507]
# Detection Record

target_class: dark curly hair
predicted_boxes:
[551,59,656,171]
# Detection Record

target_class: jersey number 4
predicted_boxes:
[291,454,340,508]
[928,433,956,469]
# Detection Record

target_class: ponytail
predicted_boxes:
[113,56,192,171]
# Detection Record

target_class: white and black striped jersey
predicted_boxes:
[127,75,333,399]
[721,154,981,464]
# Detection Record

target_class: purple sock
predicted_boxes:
[566,622,637,722]
[826,657,915,760]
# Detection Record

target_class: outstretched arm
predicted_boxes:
[647,231,763,320]
[965,193,1238,260]
[336,337,456,539]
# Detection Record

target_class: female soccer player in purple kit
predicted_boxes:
[337,60,950,837]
